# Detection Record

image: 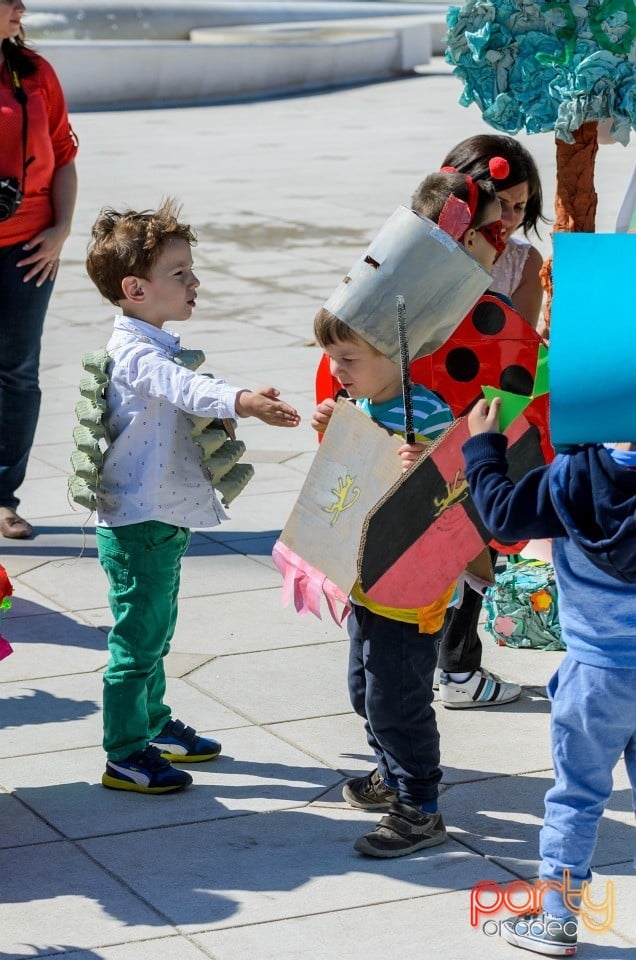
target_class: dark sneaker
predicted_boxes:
[502,912,578,956]
[149,719,221,762]
[353,800,447,858]
[102,745,193,794]
[342,768,397,810]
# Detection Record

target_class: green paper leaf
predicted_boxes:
[482,386,532,432]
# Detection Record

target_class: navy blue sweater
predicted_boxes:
[462,434,636,668]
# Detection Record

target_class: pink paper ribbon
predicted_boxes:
[0,636,13,662]
[272,541,351,626]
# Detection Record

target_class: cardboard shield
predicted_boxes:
[358,414,545,608]
[276,398,402,606]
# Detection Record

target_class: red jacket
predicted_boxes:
[0,49,78,247]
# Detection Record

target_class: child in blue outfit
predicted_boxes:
[463,396,636,956]
[312,308,455,858]
[85,199,300,794]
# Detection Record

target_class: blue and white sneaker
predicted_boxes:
[149,719,221,763]
[501,911,578,956]
[102,745,193,794]
[439,667,520,708]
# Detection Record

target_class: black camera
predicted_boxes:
[0,177,23,222]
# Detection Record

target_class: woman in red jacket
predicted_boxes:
[0,0,78,538]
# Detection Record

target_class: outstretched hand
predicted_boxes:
[235,387,300,427]
[467,397,502,436]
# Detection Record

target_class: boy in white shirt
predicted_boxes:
[86,199,300,794]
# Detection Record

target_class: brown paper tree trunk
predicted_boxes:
[540,121,599,331]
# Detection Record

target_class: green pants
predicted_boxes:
[96,521,190,760]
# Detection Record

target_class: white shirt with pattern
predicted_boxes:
[96,315,246,530]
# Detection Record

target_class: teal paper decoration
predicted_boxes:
[446,0,636,143]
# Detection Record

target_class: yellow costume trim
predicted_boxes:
[350,579,456,635]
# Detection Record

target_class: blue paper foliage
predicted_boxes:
[446,0,636,143]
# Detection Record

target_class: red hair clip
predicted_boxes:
[488,156,510,180]
[473,156,510,183]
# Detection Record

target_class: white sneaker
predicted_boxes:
[433,667,442,691]
[439,667,521,709]
[502,912,578,956]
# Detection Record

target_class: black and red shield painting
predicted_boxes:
[357,414,545,609]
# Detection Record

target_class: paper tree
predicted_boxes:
[446,0,636,322]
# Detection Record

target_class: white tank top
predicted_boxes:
[491,235,531,298]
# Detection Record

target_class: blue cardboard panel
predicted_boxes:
[550,233,636,445]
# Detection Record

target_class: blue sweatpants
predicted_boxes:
[347,603,442,808]
[540,655,636,917]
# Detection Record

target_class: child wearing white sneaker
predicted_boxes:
[85,200,300,794]
[463,396,636,956]
[409,168,527,711]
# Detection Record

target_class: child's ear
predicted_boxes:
[462,227,477,249]
[121,275,145,302]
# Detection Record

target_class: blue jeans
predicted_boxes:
[347,603,442,807]
[0,241,54,509]
[540,656,636,917]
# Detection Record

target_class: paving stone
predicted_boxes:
[82,806,517,933]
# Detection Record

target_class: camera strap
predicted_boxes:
[6,52,32,192]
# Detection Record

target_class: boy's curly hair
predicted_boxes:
[86,198,197,305]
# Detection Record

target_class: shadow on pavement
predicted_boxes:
[0,688,99,730]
